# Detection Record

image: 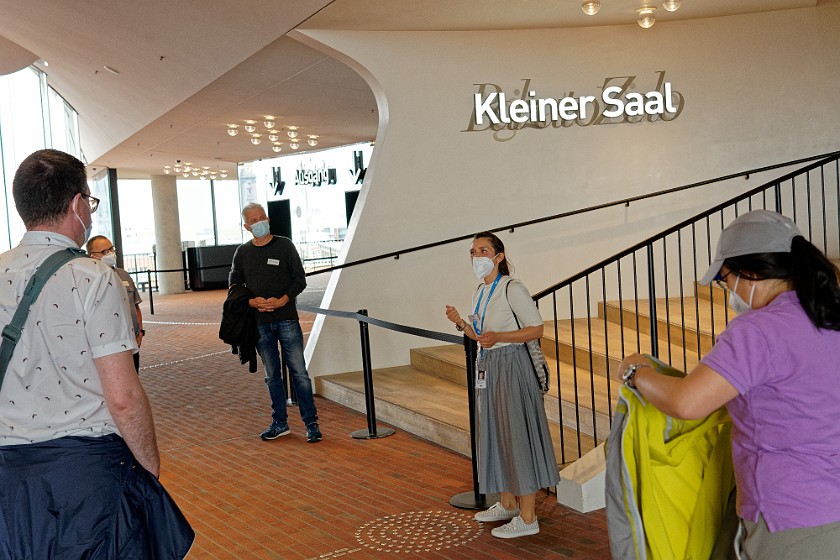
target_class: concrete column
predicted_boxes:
[150,174,184,295]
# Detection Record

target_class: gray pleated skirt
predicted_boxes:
[476,343,560,496]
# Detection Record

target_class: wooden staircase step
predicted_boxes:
[600,296,732,354]
[410,344,619,442]
[695,281,727,306]
[315,367,597,462]
[542,317,701,375]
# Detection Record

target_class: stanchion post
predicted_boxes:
[351,309,395,440]
[450,335,499,509]
[281,353,298,405]
[146,269,154,315]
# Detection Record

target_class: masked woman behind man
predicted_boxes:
[617,210,840,559]
[445,231,559,539]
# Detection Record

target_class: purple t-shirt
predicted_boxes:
[701,290,840,531]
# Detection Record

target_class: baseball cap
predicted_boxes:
[699,210,802,285]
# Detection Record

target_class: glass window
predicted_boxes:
[0,67,47,250]
[117,179,155,254]
[177,180,214,247]
[213,179,244,245]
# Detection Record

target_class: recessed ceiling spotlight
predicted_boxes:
[263,116,276,129]
[243,120,257,133]
[662,0,681,11]
[581,1,600,16]
[637,6,656,28]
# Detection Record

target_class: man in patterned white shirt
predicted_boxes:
[0,149,193,558]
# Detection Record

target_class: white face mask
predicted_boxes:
[101,253,117,268]
[728,274,756,314]
[249,219,270,238]
[74,198,92,244]
[472,256,496,280]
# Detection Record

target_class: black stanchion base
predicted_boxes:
[351,427,396,439]
[449,491,500,510]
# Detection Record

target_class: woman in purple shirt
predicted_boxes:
[618,210,840,559]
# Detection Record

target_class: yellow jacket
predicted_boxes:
[605,359,736,559]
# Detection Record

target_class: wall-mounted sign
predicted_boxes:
[295,163,337,187]
[464,71,684,141]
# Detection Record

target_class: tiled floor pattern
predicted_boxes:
[138,288,611,559]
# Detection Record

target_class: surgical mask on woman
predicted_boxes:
[101,253,117,268]
[728,274,756,314]
[250,220,270,238]
[472,256,496,280]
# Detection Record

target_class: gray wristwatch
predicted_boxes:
[622,363,647,388]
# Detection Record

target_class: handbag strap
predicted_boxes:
[505,279,524,329]
[0,247,86,389]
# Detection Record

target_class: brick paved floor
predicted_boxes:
[138,288,612,559]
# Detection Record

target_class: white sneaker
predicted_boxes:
[490,515,540,539]
[474,502,520,522]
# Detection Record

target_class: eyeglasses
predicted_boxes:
[90,245,117,256]
[80,193,100,213]
[713,271,734,291]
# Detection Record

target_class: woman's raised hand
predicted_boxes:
[445,305,462,325]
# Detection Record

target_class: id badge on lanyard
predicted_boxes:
[472,274,502,387]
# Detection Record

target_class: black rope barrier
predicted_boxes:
[297,304,492,509]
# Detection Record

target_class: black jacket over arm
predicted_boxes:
[219,284,258,373]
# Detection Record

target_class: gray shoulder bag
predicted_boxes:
[505,280,550,394]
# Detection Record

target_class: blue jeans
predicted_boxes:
[255,320,318,427]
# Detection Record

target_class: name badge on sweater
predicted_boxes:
[267,258,280,266]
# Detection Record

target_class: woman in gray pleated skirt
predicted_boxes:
[445,231,559,539]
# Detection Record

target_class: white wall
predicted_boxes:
[298,4,840,375]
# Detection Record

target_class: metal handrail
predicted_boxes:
[532,150,840,463]
[306,150,840,276]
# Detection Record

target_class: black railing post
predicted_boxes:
[450,335,500,510]
[646,244,659,357]
[146,269,154,315]
[351,309,395,440]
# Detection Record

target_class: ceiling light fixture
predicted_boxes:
[272,145,282,153]
[250,134,262,145]
[103,65,120,74]
[637,6,656,28]
[287,126,299,139]
[243,120,257,133]
[662,0,680,11]
[227,124,239,136]
[268,132,279,142]
[263,116,276,129]
[307,135,319,147]
[289,140,300,150]
[581,1,600,16]
[163,166,171,174]
[220,172,228,179]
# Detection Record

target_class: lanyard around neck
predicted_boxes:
[472,273,502,336]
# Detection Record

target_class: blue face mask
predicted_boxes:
[250,219,270,238]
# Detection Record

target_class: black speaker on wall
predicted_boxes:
[345,190,360,225]
[267,199,292,240]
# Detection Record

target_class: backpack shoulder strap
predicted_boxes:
[0,248,87,387]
